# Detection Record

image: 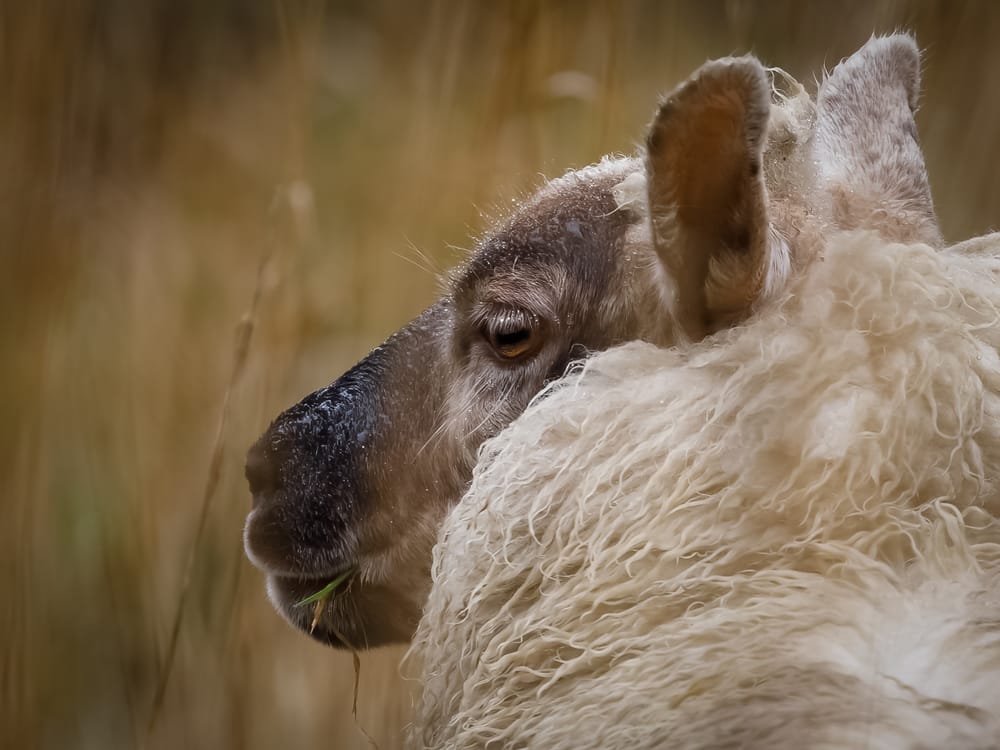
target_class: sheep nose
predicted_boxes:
[245,442,280,505]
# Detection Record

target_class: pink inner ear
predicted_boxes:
[673,108,752,232]
[644,57,772,341]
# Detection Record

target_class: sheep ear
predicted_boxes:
[815,34,940,246]
[645,57,774,343]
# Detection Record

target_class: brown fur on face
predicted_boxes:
[244,34,940,648]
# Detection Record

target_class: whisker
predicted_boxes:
[394,237,445,280]
[463,378,517,441]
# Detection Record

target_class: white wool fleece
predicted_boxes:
[409,231,1000,750]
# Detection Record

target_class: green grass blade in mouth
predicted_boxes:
[295,568,355,607]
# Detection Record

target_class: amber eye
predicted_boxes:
[484,311,541,360]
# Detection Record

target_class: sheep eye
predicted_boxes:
[484,311,540,360]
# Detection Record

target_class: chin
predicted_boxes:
[266,573,417,649]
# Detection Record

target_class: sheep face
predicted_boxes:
[243,34,937,648]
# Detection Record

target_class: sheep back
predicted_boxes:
[410,231,1000,750]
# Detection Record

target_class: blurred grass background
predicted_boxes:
[2,1,998,748]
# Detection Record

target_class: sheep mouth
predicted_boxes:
[268,568,423,649]
[267,572,361,647]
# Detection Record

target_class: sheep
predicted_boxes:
[409,228,1000,749]
[243,32,944,654]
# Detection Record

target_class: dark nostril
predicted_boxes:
[245,442,280,499]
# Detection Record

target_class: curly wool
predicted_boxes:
[410,231,1000,750]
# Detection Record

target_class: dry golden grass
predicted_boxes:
[2,2,999,748]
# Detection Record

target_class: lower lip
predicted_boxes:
[268,575,355,647]
[271,573,345,602]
